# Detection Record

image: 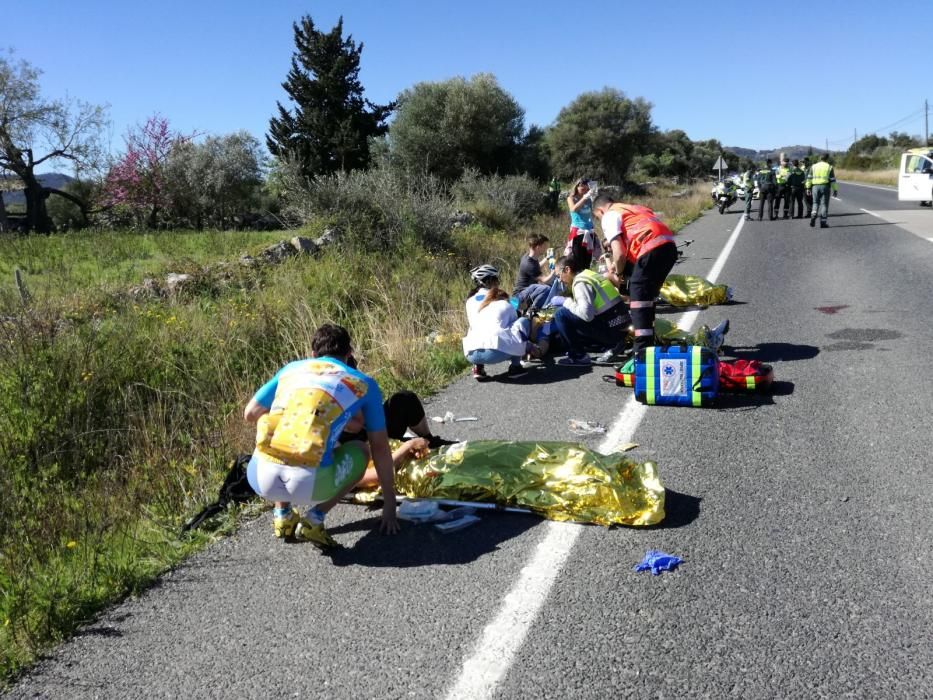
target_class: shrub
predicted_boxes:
[451,169,545,228]
[279,164,454,250]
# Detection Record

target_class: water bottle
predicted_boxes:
[546,247,555,270]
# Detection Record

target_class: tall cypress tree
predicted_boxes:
[267,16,392,177]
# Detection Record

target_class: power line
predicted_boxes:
[824,105,927,149]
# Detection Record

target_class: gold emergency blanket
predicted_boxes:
[358,440,665,527]
[660,274,732,307]
[655,317,711,346]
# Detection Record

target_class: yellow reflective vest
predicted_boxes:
[806,161,838,191]
[575,269,622,313]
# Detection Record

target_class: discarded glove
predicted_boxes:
[634,549,683,575]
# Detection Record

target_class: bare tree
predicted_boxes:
[0,52,107,232]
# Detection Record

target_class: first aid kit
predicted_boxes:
[634,345,719,407]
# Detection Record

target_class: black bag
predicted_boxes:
[181,454,257,532]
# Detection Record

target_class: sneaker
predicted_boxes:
[557,353,592,366]
[809,217,816,228]
[294,519,339,550]
[472,365,490,381]
[506,364,528,378]
[596,347,630,364]
[273,508,300,539]
[820,221,829,228]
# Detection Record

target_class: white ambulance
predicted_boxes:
[897,147,933,205]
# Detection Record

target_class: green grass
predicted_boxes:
[0,229,292,300]
[835,168,898,187]
[0,183,709,684]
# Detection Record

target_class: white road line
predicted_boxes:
[841,180,897,192]
[926,237,933,243]
[444,215,747,700]
[860,207,881,218]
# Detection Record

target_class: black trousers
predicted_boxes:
[775,184,791,216]
[340,390,425,443]
[790,186,805,218]
[757,186,774,220]
[629,243,679,352]
[804,190,813,217]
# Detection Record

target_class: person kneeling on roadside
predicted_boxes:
[243,323,398,549]
[463,264,537,381]
[592,194,678,357]
[549,255,630,366]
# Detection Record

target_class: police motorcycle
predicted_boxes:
[711,179,737,214]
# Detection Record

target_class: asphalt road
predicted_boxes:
[7,185,933,699]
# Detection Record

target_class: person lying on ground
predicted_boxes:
[243,323,398,549]
[549,254,630,366]
[512,233,559,312]
[462,264,538,381]
[339,387,458,450]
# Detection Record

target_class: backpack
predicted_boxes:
[182,454,257,532]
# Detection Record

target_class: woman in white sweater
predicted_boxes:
[462,265,536,381]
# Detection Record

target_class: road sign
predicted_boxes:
[711,156,728,171]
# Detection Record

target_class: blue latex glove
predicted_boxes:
[548,295,566,308]
[633,550,683,576]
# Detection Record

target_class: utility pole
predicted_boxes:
[825,137,829,152]
[854,128,857,144]
[925,98,929,145]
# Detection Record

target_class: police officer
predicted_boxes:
[805,154,838,228]
[741,165,756,221]
[788,159,806,218]
[755,159,777,221]
[802,157,814,218]
[774,159,792,218]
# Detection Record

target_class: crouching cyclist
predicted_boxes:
[243,323,398,548]
[592,194,678,358]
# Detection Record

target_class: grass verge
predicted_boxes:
[835,168,897,187]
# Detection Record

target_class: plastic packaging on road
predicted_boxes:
[568,419,607,436]
[431,411,479,424]
[634,550,683,575]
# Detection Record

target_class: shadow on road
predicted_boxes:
[499,364,592,385]
[724,342,819,362]
[647,489,701,529]
[326,511,541,567]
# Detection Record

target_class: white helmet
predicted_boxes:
[469,264,500,287]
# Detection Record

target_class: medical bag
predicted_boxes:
[634,345,719,407]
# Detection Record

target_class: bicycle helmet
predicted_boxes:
[470,264,500,287]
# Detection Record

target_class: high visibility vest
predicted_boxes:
[574,269,622,313]
[607,203,676,264]
[806,161,835,187]
[757,169,775,187]
[776,166,791,184]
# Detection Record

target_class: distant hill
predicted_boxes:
[1,173,75,207]
[724,145,842,163]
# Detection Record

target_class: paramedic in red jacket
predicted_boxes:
[593,194,678,355]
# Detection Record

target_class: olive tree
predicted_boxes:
[388,73,526,181]
[0,52,107,232]
[546,88,653,184]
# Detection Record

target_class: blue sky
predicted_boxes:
[10,0,933,167]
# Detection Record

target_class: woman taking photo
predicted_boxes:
[565,178,600,269]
